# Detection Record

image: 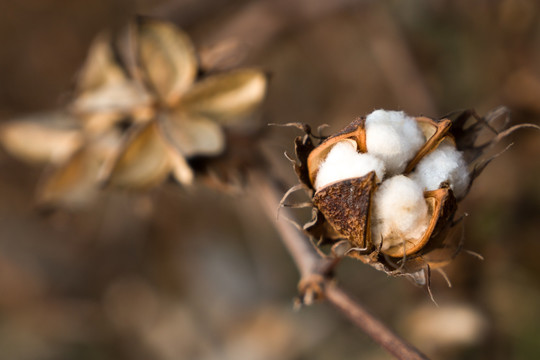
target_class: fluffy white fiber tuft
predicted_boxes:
[372,175,429,249]
[411,142,470,198]
[315,140,385,190]
[365,109,425,175]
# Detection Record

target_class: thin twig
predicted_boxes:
[251,172,429,360]
[253,172,320,278]
[325,284,429,360]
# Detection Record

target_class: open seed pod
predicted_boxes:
[308,114,457,258]
[283,108,536,286]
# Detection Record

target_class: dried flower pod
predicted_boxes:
[0,17,268,208]
[101,19,269,191]
[284,108,538,286]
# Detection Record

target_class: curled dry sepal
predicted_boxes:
[283,108,539,289]
[0,18,268,208]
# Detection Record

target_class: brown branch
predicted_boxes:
[324,284,429,360]
[253,173,320,278]
[251,172,430,360]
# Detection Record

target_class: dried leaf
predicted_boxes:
[76,32,126,92]
[179,69,267,125]
[158,111,225,157]
[73,80,152,114]
[0,112,82,164]
[137,19,197,105]
[103,122,172,189]
[37,147,102,208]
[73,32,152,114]
[38,127,125,207]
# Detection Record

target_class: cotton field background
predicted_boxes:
[1,1,540,359]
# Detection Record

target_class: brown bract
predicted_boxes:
[282,108,537,286]
[312,174,376,251]
[307,117,368,185]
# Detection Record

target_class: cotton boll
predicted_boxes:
[314,140,385,190]
[365,110,425,175]
[372,175,429,249]
[411,142,470,198]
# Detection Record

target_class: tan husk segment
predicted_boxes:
[405,117,453,174]
[178,69,268,125]
[381,187,456,257]
[307,117,367,185]
[102,121,173,189]
[37,148,103,208]
[137,18,198,106]
[0,112,83,165]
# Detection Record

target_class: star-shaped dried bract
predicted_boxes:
[0,18,268,208]
[102,18,268,190]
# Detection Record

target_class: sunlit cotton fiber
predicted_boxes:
[314,140,385,190]
[411,142,470,198]
[372,175,429,249]
[365,110,425,175]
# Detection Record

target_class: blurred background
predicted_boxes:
[1,0,540,359]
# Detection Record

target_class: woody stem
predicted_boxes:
[251,172,429,360]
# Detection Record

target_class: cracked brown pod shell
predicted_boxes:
[309,116,457,259]
[283,108,538,286]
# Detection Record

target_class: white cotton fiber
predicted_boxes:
[315,140,385,190]
[411,142,470,198]
[371,175,429,249]
[365,110,425,175]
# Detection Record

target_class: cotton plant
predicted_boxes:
[284,108,535,287]
[0,18,268,208]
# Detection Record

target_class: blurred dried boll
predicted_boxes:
[283,108,539,287]
[0,17,268,208]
